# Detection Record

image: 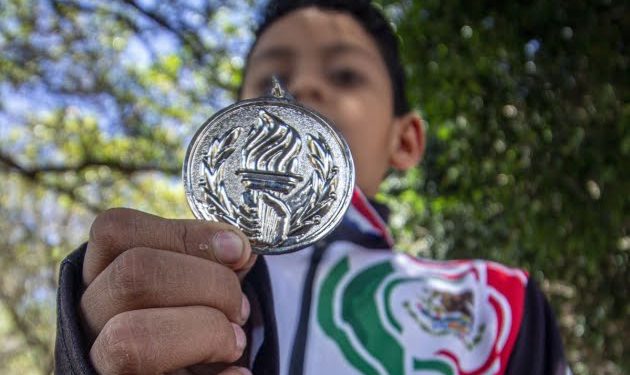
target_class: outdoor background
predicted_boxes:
[0,0,627,373]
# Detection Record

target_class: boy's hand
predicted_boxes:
[80,208,256,375]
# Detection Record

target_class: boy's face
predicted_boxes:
[241,7,422,197]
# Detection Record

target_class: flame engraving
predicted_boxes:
[237,110,304,246]
[199,109,340,250]
[242,110,301,174]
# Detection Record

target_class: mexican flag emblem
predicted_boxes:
[316,251,526,375]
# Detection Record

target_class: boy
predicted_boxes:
[55,1,570,374]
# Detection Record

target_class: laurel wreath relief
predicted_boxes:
[288,134,338,237]
[199,126,242,227]
[199,128,338,244]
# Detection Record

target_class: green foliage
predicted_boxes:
[0,0,252,372]
[0,0,626,374]
[378,1,628,373]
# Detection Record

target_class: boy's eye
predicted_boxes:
[328,68,365,88]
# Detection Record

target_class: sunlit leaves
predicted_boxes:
[378,0,628,373]
[0,0,252,373]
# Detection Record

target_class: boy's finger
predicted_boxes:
[80,247,249,341]
[90,306,246,375]
[83,207,255,285]
[184,364,252,375]
[217,367,253,375]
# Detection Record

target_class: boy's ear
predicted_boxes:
[389,112,425,171]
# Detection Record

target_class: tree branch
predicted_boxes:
[0,151,180,177]
[119,0,235,92]
[121,0,204,59]
[0,150,182,213]
[50,0,235,93]
[0,290,49,361]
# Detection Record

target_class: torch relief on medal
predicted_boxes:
[183,99,354,255]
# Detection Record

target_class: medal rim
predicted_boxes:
[183,96,355,255]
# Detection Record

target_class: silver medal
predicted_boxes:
[183,78,355,254]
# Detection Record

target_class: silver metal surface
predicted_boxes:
[183,79,355,254]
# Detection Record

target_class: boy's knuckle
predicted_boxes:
[107,248,152,304]
[90,208,134,250]
[199,308,242,362]
[97,314,143,374]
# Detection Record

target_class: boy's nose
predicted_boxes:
[289,73,326,107]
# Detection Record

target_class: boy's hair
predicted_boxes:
[241,0,410,116]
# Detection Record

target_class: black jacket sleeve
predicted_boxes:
[506,279,571,375]
[54,245,279,375]
[55,244,98,375]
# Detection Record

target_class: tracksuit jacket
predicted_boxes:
[55,189,570,374]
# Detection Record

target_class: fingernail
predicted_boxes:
[236,367,252,375]
[212,231,244,265]
[232,323,246,352]
[241,295,250,324]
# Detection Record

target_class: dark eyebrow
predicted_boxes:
[250,43,380,65]
[321,43,380,62]
[250,46,295,64]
